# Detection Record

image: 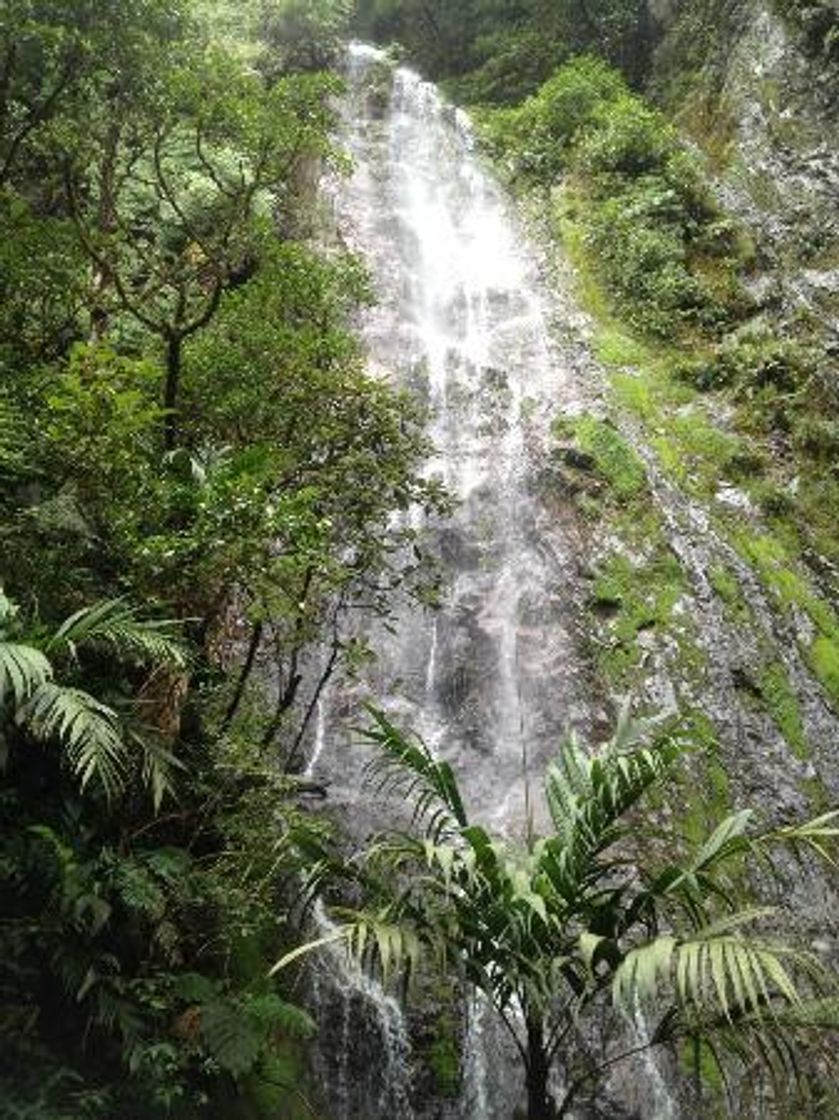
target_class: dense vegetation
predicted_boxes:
[352,0,655,99]
[0,2,443,1116]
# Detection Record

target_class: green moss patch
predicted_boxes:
[428,1012,461,1098]
[590,548,686,683]
[758,661,810,760]
[554,413,647,501]
[808,636,839,711]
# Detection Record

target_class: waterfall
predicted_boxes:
[327,43,595,835]
[307,42,676,1120]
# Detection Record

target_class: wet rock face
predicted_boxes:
[647,0,680,28]
[654,1,839,335]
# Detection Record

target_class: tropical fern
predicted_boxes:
[541,715,679,907]
[1,590,188,802]
[200,999,261,1076]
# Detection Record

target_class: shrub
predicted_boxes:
[576,93,676,177]
[585,198,705,336]
[483,55,627,179]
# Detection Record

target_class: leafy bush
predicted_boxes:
[576,93,676,176]
[483,56,627,178]
[482,56,748,340]
[585,195,705,335]
[449,28,569,106]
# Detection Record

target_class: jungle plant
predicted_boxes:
[0,589,186,804]
[282,708,839,1119]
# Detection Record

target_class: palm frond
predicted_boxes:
[340,909,423,984]
[614,909,815,1026]
[759,810,839,864]
[769,995,839,1029]
[0,640,53,707]
[47,598,187,667]
[542,725,679,905]
[361,706,468,839]
[17,681,126,798]
[546,721,679,849]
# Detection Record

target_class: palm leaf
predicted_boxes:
[615,909,812,1026]
[17,681,126,798]
[48,598,187,667]
[760,810,839,864]
[0,640,53,707]
[362,706,468,838]
[542,725,678,906]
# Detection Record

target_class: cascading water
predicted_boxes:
[306,43,677,1120]
[326,45,598,834]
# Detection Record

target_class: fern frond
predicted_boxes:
[48,598,187,667]
[17,681,126,798]
[201,999,260,1075]
[246,993,315,1040]
[542,729,678,906]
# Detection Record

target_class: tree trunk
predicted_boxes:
[164,333,182,449]
[90,120,120,341]
[525,1015,554,1120]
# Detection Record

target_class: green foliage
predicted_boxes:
[259,0,354,73]
[352,0,654,94]
[589,548,685,680]
[289,709,839,1116]
[482,56,627,175]
[1,591,186,802]
[577,92,676,175]
[482,54,748,339]
[0,2,446,1115]
[427,1011,460,1097]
